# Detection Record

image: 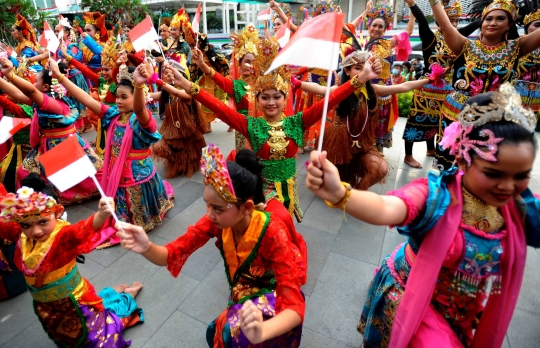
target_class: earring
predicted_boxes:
[504,31,509,41]
[479,33,483,42]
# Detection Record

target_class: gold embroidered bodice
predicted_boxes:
[266,118,289,160]
[462,187,505,233]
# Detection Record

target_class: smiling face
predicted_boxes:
[481,10,511,41]
[170,27,180,40]
[368,18,387,39]
[19,210,63,242]
[527,20,540,35]
[101,66,114,82]
[115,84,134,113]
[204,185,245,229]
[460,142,535,207]
[257,89,285,119]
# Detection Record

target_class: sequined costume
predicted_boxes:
[403,5,480,144]
[92,104,174,249]
[17,94,102,205]
[0,96,33,193]
[165,211,305,347]
[514,47,540,130]
[358,169,540,347]
[195,78,359,222]
[10,14,43,75]
[433,39,521,169]
[0,216,144,347]
[61,44,90,133]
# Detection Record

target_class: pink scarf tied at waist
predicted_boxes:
[390,173,527,348]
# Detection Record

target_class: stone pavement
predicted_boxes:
[1,117,540,347]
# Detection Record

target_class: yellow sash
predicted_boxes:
[20,219,70,271]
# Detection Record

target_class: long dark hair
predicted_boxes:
[336,68,377,118]
[227,149,265,205]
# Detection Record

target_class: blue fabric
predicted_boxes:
[520,188,540,248]
[58,43,83,62]
[10,47,43,72]
[206,320,232,348]
[397,168,454,237]
[67,70,89,117]
[82,35,103,56]
[98,287,144,321]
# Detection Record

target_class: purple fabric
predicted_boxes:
[225,292,302,347]
[80,304,131,347]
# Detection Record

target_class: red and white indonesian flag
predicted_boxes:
[39,22,60,53]
[275,20,291,48]
[258,8,271,21]
[192,3,202,33]
[267,12,344,74]
[0,117,31,144]
[59,15,72,28]
[129,15,159,53]
[39,135,97,192]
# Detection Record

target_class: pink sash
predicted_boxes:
[390,173,527,348]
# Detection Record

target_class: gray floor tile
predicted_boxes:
[296,224,336,296]
[177,262,230,325]
[0,292,37,346]
[300,197,344,234]
[64,204,97,224]
[300,327,354,348]
[515,247,540,315]
[163,180,205,220]
[122,269,200,347]
[507,308,540,348]
[304,252,373,347]
[332,219,386,265]
[86,242,129,268]
[1,318,55,347]
[77,255,105,280]
[142,310,208,348]
[154,197,207,242]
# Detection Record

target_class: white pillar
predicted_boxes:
[202,0,207,34]
[393,0,399,29]
[222,2,227,34]
[348,0,354,23]
[233,3,238,32]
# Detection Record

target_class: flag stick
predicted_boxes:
[316,44,337,153]
[48,51,52,76]
[195,32,199,48]
[90,174,121,224]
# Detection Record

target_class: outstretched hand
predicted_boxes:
[133,64,148,85]
[47,59,62,78]
[192,47,204,66]
[115,221,151,254]
[360,56,382,81]
[0,58,14,77]
[97,197,115,220]
[239,301,264,344]
[306,151,347,204]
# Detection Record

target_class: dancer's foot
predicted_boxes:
[112,284,129,293]
[124,282,143,298]
[227,126,234,132]
[426,149,436,157]
[404,155,422,168]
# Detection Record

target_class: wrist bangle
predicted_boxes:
[324,182,352,212]
[5,71,15,81]
[189,83,200,96]
[156,79,164,87]
[205,68,216,78]
[132,82,145,89]
[58,74,65,83]
[429,0,439,6]
[350,74,366,89]
[406,1,416,7]
[65,54,72,63]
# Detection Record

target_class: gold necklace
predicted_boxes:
[461,187,505,233]
[265,114,289,160]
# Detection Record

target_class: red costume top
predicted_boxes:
[165,213,305,321]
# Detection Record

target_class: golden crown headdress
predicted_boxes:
[524,10,540,26]
[231,24,260,59]
[444,0,463,17]
[102,39,120,68]
[459,83,537,132]
[482,0,517,21]
[0,187,60,223]
[313,0,338,17]
[201,144,237,203]
[254,37,291,95]
[171,8,189,29]
[15,14,37,44]
[367,1,394,23]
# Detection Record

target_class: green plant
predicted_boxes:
[0,0,37,46]
[79,0,153,25]
[397,91,413,117]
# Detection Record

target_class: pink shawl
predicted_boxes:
[390,173,527,348]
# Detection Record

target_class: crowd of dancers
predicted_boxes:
[1,0,540,346]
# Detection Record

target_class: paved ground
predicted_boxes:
[1,117,539,347]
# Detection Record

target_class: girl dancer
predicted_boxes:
[307,84,540,347]
[117,145,306,347]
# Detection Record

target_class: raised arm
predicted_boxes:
[0,58,44,106]
[28,51,49,63]
[408,1,435,47]
[299,80,338,95]
[133,64,151,126]
[405,12,415,36]
[430,1,466,55]
[82,34,103,56]
[457,19,481,37]
[0,76,31,105]
[0,95,30,118]
[62,44,100,85]
[270,0,298,32]
[191,47,213,75]
[351,0,372,28]
[519,28,540,58]
[48,58,102,115]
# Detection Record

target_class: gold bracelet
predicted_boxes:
[65,54,72,63]
[324,182,352,211]
[350,74,366,89]
[4,71,15,81]
[189,83,201,95]
[205,68,216,78]
[132,82,145,89]
[406,1,416,7]
[57,74,65,83]
[429,0,439,6]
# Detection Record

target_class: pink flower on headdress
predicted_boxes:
[0,193,18,207]
[439,121,461,155]
[16,187,34,199]
[460,127,504,166]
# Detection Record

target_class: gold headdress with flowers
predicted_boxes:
[231,24,260,59]
[444,0,463,17]
[15,14,37,45]
[254,37,291,95]
[201,144,237,203]
[524,10,540,26]
[0,188,60,223]
[313,0,338,17]
[482,0,517,21]
[170,8,196,45]
[83,12,108,42]
[367,1,394,24]
[102,39,120,68]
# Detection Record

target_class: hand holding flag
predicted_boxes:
[128,15,159,53]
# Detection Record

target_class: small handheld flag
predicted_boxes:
[129,15,159,53]
[0,117,31,144]
[258,8,272,21]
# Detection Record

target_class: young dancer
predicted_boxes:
[117,145,306,347]
[306,84,540,347]
[0,178,144,347]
